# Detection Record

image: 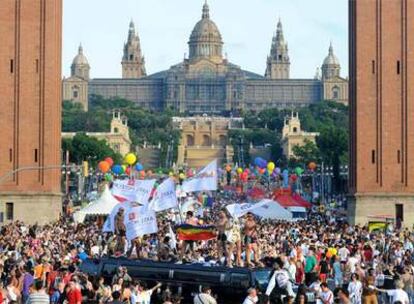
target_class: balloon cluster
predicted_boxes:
[97,152,148,179]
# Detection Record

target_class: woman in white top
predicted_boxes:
[348,273,363,304]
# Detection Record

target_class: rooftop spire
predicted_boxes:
[78,43,83,55]
[329,41,334,55]
[276,18,285,43]
[202,0,210,19]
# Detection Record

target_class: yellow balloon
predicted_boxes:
[179,173,186,180]
[267,162,275,172]
[236,168,243,174]
[124,153,137,165]
[121,165,127,172]
[169,172,174,177]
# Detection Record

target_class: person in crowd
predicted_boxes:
[193,285,217,304]
[318,282,334,304]
[376,280,410,304]
[242,287,259,304]
[26,280,50,304]
[243,213,260,268]
[348,273,363,304]
[115,208,127,255]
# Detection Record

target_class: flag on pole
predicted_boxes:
[149,178,178,212]
[182,160,217,193]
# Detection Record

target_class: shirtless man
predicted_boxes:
[114,208,126,254]
[216,210,229,266]
[244,212,260,267]
[179,211,199,262]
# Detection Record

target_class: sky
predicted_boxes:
[63,0,348,79]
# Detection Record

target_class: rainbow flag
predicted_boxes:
[176,224,216,241]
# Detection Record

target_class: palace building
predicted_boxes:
[63,2,348,113]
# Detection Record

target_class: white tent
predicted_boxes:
[226,199,293,221]
[250,199,293,220]
[74,185,120,223]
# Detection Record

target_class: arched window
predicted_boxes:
[129,54,134,60]
[219,135,227,146]
[72,85,79,99]
[114,127,119,134]
[332,86,340,99]
[293,127,298,133]
[186,135,194,146]
[202,135,211,146]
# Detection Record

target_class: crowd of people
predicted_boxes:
[0,187,412,304]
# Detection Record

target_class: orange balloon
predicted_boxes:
[140,170,146,178]
[98,161,110,173]
[308,162,317,170]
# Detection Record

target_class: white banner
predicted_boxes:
[226,200,269,218]
[111,179,156,205]
[182,160,217,193]
[125,206,158,241]
[149,178,178,212]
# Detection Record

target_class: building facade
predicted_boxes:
[0,0,62,224]
[281,112,319,158]
[63,2,348,113]
[173,116,243,167]
[348,0,414,226]
[62,110,132,156]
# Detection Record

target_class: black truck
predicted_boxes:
[80,257,271,303]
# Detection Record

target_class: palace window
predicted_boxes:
[6,203,13,221]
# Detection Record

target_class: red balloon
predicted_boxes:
[125,167,131,175]
[291,174,298,182]
[104,157,114,167]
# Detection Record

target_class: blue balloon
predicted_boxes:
[135,163,144,171]
[282,169,289,188]
[112,164,123,175]
[254,157,267,169]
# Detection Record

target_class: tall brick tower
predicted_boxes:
[0,0,62,223]
[349,0,414,226]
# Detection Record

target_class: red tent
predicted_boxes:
[292,193,312,208]
[274,194,302,207]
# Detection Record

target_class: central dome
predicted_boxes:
[188,2,223,62]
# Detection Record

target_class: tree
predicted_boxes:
[62,133,122,166]
[317,127,348,192]
[291,139,321,166]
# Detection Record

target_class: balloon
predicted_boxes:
[275,167,281,175]
[104,173,113,181]
[295,167,304,175]
[225,165,231,172]
[244,168,250,174]
[124,153,137,165]
[122,165,127,173]
[179,173,186,180]
[98,161,110,173]
[135,163,144,171]
[282,169,289,188]
[241,172,248,182]
[140,170,146,178]
[104,157,114,167]
[187,169,194,177]
[254,157,267,169]
[291,174,298,182]
[267,162,275,172]
[169,171,174,177]
[236,168,243,174]
[125,167,131,175]
[308,162,317,171]
[112,164,123,175]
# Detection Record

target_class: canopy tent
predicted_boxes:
[292,193,312,208]
[252,199,293,220]
[74,185,120,223]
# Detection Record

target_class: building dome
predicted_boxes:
[323,43,340,66]
[71,44,90,80]
[72,44,89,65]
[188,2,223,62]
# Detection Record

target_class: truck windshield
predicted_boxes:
[254,270,271,289]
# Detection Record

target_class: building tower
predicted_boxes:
[188,1,223,64]
[0,0,62,223]
[71,44,90,80]
[349,0,414,226]
[265,19,290,79]
[321,42,340,80]
[62,44,90,111]
[122,20,146,79]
